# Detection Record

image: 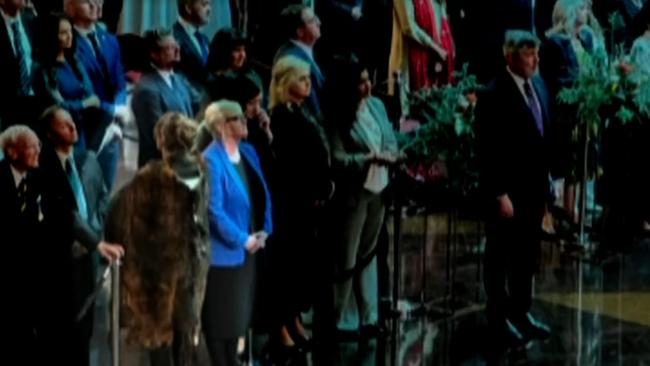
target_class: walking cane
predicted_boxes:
[111,259,121,366]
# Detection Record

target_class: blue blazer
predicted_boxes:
[275,41,324,115]
[203,141,273,267]
[74,27,127,112]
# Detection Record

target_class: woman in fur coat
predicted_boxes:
[104,112,210,366]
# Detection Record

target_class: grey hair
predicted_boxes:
[0,125,39,155]
[503,30,541,57]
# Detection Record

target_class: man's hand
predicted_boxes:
[97,241,125,263]
[497,194,514,219]
[351,6,363,20]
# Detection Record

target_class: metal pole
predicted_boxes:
[578,122,589,246]
[111,260,121,366]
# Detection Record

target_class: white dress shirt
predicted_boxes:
[10,164,27,188]
[153,65,176,89]
[74,24,99,57]
[507,67,541,113]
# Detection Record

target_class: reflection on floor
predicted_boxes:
[104,135,650,365]
[306,212,650,366]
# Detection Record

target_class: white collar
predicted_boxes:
[153,64,175,86]
[227,149,241,163]
[74,24,97,37]
[0,8,20,24]
[178,16,201,35]
[9,164,27,188]
[56,149,73,171]
[506,67,529,89]
[291,40,314,60]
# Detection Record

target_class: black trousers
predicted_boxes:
[204,338,238,366]
[484,205,543,325]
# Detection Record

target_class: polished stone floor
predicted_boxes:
[93,118,650,365]
[303,213,650,366]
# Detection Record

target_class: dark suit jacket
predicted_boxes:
[0,10,38,128]
[132,70,195,167]
[172,21,209,90]
[270,103,332,233]
[477,70,551,219]
[74,26,127,112]
[39,148,108,253]
[0,159,44,269]
[274,41,325,116]
[0,159,44,356]
[38,147,108,325]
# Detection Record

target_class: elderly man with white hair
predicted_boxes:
[0,124,44,365]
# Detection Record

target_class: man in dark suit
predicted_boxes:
[274,4,325,116]
[132,28,196,167]
[476,30,552,350]
[65,0,127,189]
[0,125,43,365]
[0,0,39,129]
[39,106,124,366]
[173,0,212,95]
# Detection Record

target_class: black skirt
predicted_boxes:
[202,255,256,340]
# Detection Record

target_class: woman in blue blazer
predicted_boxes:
[32,13,110,151]
[201,100,273,366]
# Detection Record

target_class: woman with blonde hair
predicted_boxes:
[540,0,603,222]
[201,100,273,366]
[104,112,210,366]
[266,55,333,355]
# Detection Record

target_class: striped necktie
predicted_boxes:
[11,21,31,96]
[524,81,544,136]
[17,176,27,213]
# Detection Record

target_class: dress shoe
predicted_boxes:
[512,313,551,340]
[360,324,385,339]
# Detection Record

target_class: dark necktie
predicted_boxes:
[11,21,31,96]
[523,81,544,136]
[194,30,209,65]
[17,176,27,213]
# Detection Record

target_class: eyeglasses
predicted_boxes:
[226,115,245,123]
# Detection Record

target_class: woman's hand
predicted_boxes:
[258,111,273,142]
[82,95,101,108]
[245,234,262,254]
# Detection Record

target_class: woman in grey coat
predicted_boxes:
[326,55,401,337]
